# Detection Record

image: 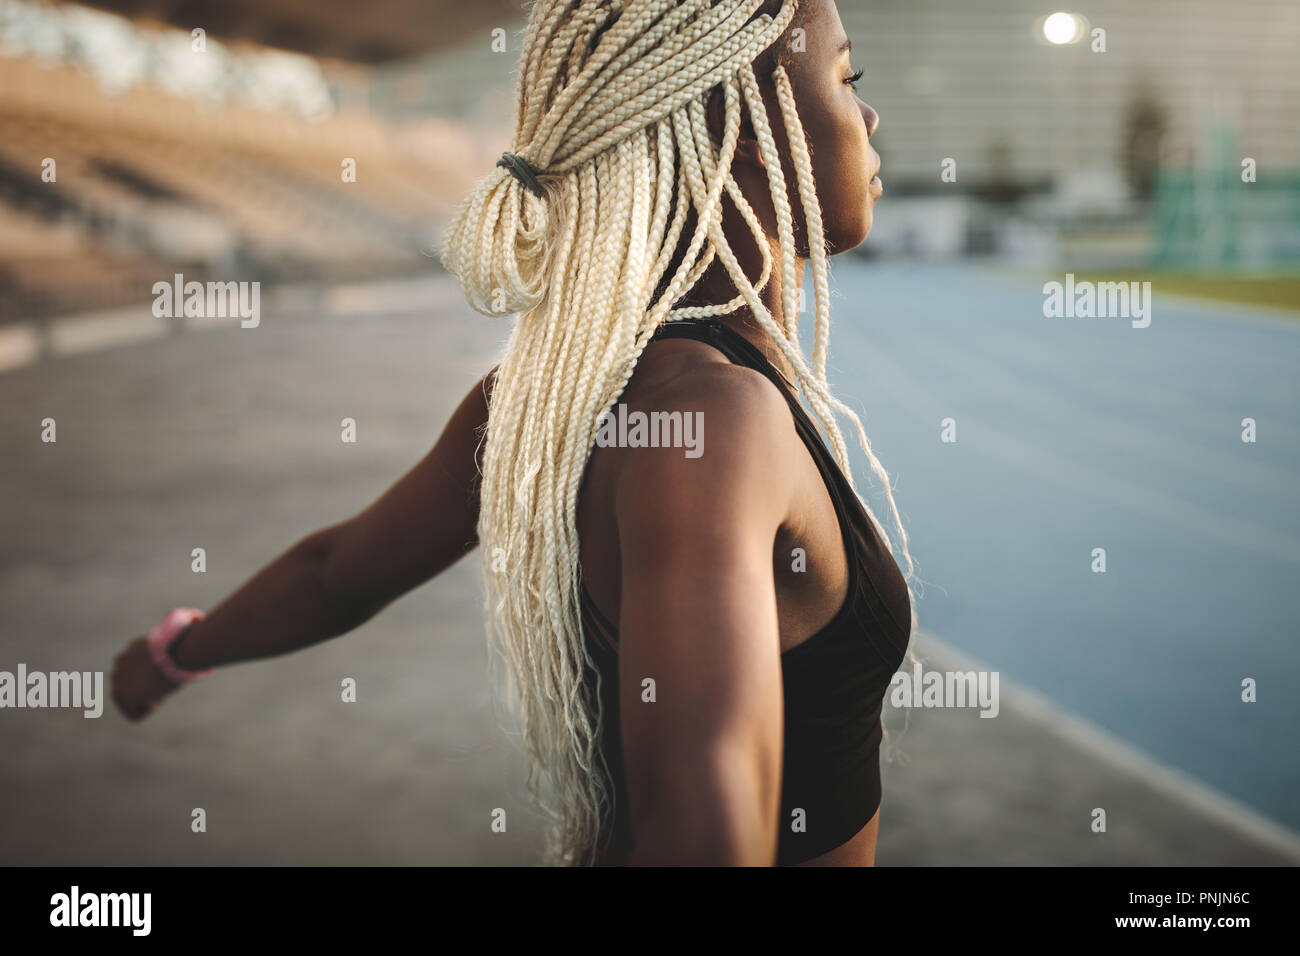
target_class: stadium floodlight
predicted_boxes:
[1042,11,1085,45]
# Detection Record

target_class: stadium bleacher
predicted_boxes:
[0,17,492,322]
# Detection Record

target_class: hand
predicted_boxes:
[111,635,186,721]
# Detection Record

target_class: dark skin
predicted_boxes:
[111,0,882,867]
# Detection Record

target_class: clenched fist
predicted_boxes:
[111,636,185,721]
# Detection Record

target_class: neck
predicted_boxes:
[668,198,807,389]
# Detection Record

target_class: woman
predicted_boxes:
[112,0,919,867]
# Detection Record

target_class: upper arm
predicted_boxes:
[316,367,496,622]
[613,366,796,864]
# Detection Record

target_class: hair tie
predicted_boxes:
[497,151,545,198]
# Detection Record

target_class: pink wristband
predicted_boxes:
[146,607,214,685]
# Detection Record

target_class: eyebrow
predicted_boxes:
[838,37,852,55]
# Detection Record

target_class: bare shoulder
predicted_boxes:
[621,337,798,454]
[611,348,800,545]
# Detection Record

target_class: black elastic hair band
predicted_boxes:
[497,151,545,198]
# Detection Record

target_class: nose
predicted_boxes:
[860,101,880,138]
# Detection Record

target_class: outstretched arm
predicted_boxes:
[113,367,496,717]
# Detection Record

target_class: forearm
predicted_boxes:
[168,526,369,671]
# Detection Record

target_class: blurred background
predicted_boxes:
[0,0,1297,866]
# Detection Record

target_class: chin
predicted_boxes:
[828,209,872,254]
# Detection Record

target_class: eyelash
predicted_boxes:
[845,68,864,91]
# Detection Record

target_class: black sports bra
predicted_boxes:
[578,316,912,865]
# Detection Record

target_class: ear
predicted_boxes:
[705,85,765,170]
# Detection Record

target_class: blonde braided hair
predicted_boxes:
[440,0,920,866]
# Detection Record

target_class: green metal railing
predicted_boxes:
[1153,125,1300,270]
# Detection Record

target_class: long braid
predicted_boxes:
[440,0,920,866]
[772,66,831,373]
